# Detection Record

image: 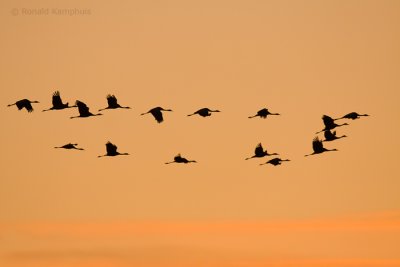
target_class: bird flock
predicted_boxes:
[7,92,369,166]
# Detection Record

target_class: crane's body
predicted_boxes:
[8,99,39,113]
[188,108,220,117]
[305,137,337,156]
[336,112,369,120]
[249,108,280,119]
[260,158,290,166]
[141,107,172,123]
[246,143,278,160]
[165,154,197,164]
[43,91,75,111]
[70,100,102,119]
[323,130,346,142]
[98,142,129,157]
[54,143,84,150]
[316,115,348,134]
[99,94,131,111]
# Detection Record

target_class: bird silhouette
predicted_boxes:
[141,107,172,123]
[246,143,278,160]
[248,108,280,119]
[42,91,76,112]
[165,154,197,164]
[316,115,348,134]
[335,112,369,120]
[7,99,39,113]
[70,100,103,119]
[98,141,129,157]
[260,158,290,166]
[305,137,337,157]
[98,94,131,111]
[54,143,84,150]
[187,108,220,117]
[323,130,347,142]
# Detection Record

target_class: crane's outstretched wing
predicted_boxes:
[151,109,164,123]
[258,108,268,118]
[254,143,264,156]
[324,130,335,140]
[312,137,324,152]
[23,101,34,112]
[15,99,34,112]
[322,115,335,127]
[52,91,64,107]
[268,158,281,165]
[107,95,118,107]
[106,142,118,155]
[76,100,90,115]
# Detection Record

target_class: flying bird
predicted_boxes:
[98,141,129,157]
[141,107,172,123]
[54,143,84,150]
[246,143,278,160]
[42,91,75,112]
[98,94,131,111]
[335,112,369,120]
[187,108,220,117]
[248,108,280,119]
[305,137,337,157]
[7,99,39,113]
[323,130,347,142]
[260,158,290,166]
[165,154,197,164]
[316,115,348,134]
[70,100,102,119]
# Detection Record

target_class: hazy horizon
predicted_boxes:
[1,0,400,266]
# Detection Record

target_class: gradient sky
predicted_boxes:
[1,0,400,266]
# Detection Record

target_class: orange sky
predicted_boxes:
[1,0,400,266]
